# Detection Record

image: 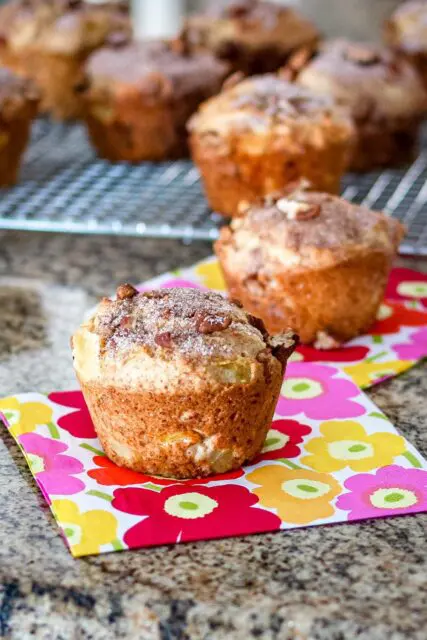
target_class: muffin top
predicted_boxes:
[85,39,230,100]
[185,0,319,54]
[385,1,427,55]
[188,74,353,145]
[0,0,130,56]
[297,39,427,121]
[0,66,39,114]
[218,187,405,272]
[72,286,296,389]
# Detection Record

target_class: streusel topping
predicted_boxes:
[89,286,295,363]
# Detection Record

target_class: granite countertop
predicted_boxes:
[0,230,426,640]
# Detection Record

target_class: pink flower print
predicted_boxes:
[276,363,365,420]
[48,391,97,439]
[392,327,427,361]
[337,465,427,521]
[19,433,85,496]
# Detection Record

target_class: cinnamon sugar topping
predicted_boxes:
[92,287,289,362]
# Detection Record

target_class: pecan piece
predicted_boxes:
[247,314,269,338]
[155,331,173,348]
[276,198,320,221]
[196,312,232,334]
[116,283,138,300]
[344,45,380,66]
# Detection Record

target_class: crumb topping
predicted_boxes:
[90,287,296,364]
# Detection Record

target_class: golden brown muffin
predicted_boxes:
[72,286,297,478]
[0,67,39,187]
[184,0,320,75]
[215,186,405,346]
[80,38,230,162]
[385,0,427,90]
[0,0,130,120]
[188,74,354,217]
[297,39,427,172]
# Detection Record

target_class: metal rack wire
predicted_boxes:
[1,119,427,255]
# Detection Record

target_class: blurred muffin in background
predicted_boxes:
[0,0,130,120]
[215,184,405,346]
[80,37,230,162]
[184,0,320,76]
[296,39,427,172]
[0,67,39,187]
[385,0,427,90]
[188,73,354,217]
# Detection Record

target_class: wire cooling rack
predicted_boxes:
[1,118,427,255]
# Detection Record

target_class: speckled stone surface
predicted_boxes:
[0,230,426,640]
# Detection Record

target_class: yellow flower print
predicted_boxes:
[0,397,53,438]
[52,500,119,557]
[195,260,226,291]
[247,465,341,525]
[344,360,412,389]
[301,420,406,473]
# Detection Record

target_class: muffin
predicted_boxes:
[215,186,405,346]
[184,0,320,75]
[80,38,230,161]
[297,39,427,172]
[71,286,297,478]
[385,1,427,90]
[188,74,354,217]
[0,0,130,120]
[0,67,39,187]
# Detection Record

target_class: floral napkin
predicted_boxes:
[1,265,426,557]
[1,361,427,557]
[138,259,427,390]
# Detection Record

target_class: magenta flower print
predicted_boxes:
[276,363,365,420]
[48,391,97,439]
[337,465,427,521]
[19,433,85,496]
[392,327,427,361]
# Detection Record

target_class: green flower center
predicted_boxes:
[376,304,393,321]
[282,377,323,400]
[2,409,20,426]
[27,453,45,475]
[397,282,427,299]
[328,440,374,461]
[261,429,289,454]
[62,523,83,547]
[370,487,418,510]
[281,479,331,500]
[164,492,218,520]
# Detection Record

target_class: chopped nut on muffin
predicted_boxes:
[215,185,405,345]
[188,73,354,217]
[0,0,130,120]
[80,37,230,161]
[297,39,427,171]
[184,0,320,75]
[0,67,39,187]
[72,287,297,479]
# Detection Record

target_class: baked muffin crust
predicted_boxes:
[297,39,427,170]
[215,187,405,344]
[184,0,319,75]
[0,67,39,186]
[0,0,130,119]
[73,286,297,478]
[189,74,354,215]
[82,39,230,161]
